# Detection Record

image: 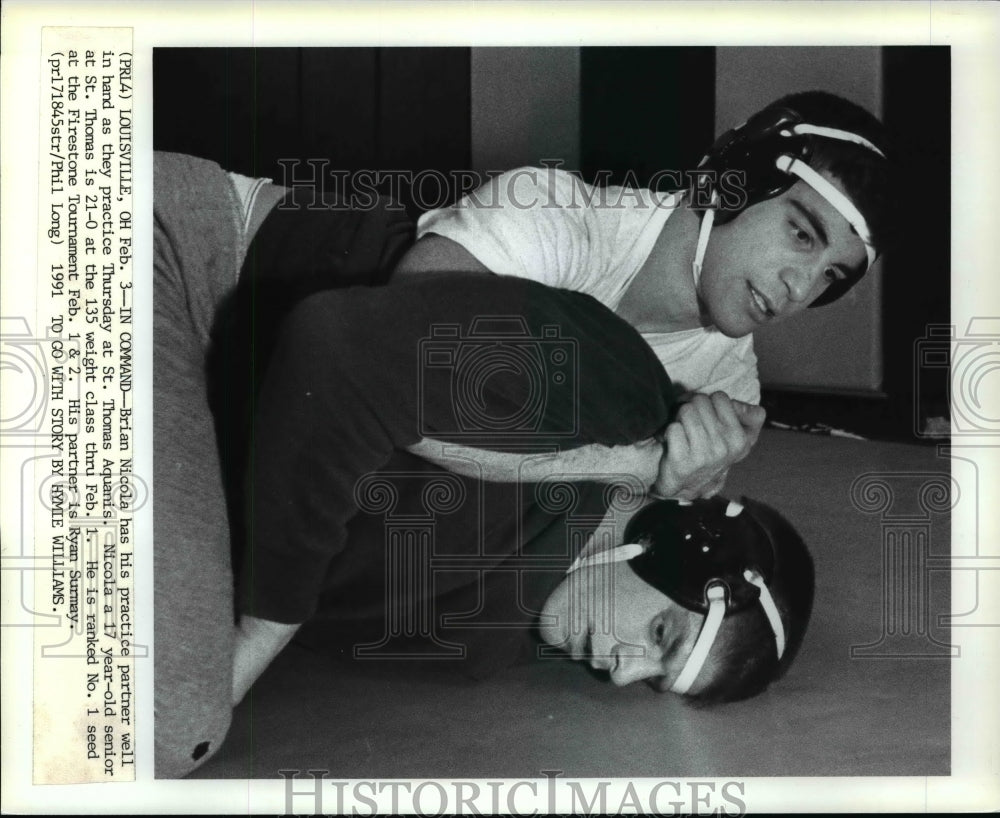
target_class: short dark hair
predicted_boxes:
[765,90,892,257]
[651,497,816,704]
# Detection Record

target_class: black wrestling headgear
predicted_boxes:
[690,104,887,307]
[619,497,788,694]
[623,496,777,615]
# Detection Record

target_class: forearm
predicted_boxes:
[406,436,663,487]
[232,616,301,704]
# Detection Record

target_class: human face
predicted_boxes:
[697,175,869,338]
[539,559,710,692]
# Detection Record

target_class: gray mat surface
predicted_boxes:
[192,429,951,778]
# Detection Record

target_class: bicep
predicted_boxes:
[393,233,493,278]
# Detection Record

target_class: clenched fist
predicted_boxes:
[651,392,766,500]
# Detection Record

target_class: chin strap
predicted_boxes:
[691,192,717,288]
[744,569,786,659]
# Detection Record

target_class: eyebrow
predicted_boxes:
[790,198,865,279]
[790,198,829,247]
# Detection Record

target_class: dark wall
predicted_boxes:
[759,46,951,440]
[153,48,471,214]
[580,47,715,188]
[155,47,717,211]
[882,46,951,431]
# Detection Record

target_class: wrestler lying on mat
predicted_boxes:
[231,272,812,707]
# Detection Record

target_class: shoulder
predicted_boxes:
[414,167,600,286]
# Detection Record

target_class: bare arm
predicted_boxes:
[408,393,766,499]
[405,437,663,486]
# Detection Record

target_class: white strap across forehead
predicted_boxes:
[774,154,877,270]
[787,123,886,158]
[744,569,786,659]
[669,572,786,695]
[565,543,645,575]
[692,122,883,287]
[670,585,727,694]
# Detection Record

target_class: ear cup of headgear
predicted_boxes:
[692,107,814,224]
[623,497,777,615]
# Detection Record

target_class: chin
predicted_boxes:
[717,324,752,339]
[700,292,755,339]
[709,311,755,339]
[538,619,564,648]
[538,589,569,649]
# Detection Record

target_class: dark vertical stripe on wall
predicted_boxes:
[580,47,715,189]
[252,49,300,178]
[378,48,471,214]
[154,47,473,213]
[881,46,951,426]
[154,48,260,175]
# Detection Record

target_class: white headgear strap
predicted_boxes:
[565,543,645,576]
[669,569,787,696]
[788,123,886,158]
[670,584,727,694]
[692,122,883,286]
[774,154,877,270]
[691,193,717,287]
[744,569,786,659]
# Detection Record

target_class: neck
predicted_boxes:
[614,197,709,334]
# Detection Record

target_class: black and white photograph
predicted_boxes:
[151,44,952,781]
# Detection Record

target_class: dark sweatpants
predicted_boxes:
[242,274,677,625]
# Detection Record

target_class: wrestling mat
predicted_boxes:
[191,428,952,778]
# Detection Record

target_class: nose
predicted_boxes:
[779,262,824,305]
[609,645,662,687]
